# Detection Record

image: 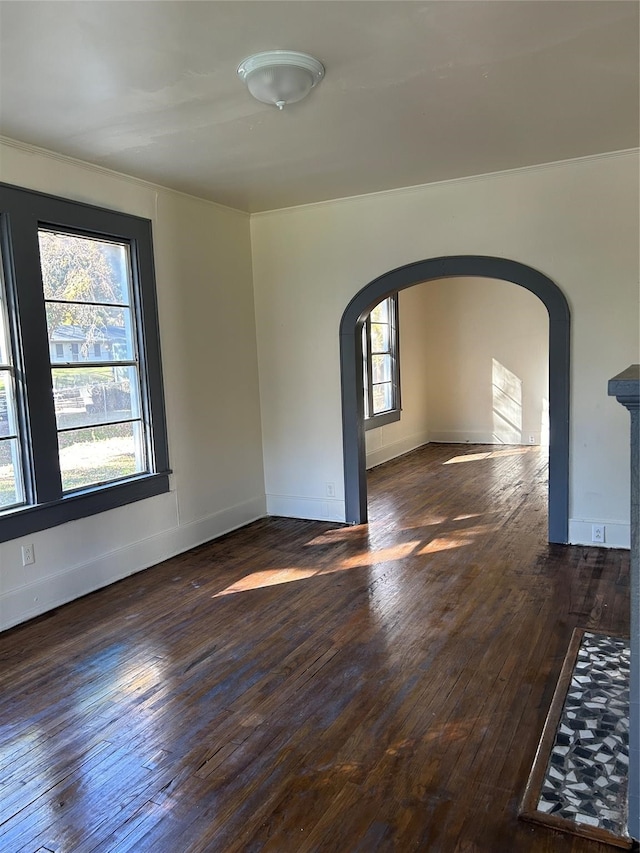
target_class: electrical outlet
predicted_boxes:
[591,525,605,544]
[326,482,335,498]
[21,543,35,566]
[528,434,536,445]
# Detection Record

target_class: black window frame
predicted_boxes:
[0,182,170,543]
[363,293,401,431]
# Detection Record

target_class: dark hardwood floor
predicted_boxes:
[0,444,631,852]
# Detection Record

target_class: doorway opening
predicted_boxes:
[339,256,570,543]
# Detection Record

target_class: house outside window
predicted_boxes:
[362,294,401,429]
[0,183,170,542]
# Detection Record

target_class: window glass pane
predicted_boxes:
[370,323,390,354]
[372,382,393,414]
[0,371,17,437]
[370,299,389,324]
[0,307,9,368]
[372,354,391,384]
[59,422,147,492]
[52,366,141,430]
[0,438,23,508]
[38,231,131,306]
[0,381,8,440]
[47,304,135,363]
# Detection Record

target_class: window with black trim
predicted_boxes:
[0,183,170,543]
[362,293,401,429]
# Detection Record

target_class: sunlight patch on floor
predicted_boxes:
[444,446,537,465]
[211,533,482,597]
[212,567,320,596]
[417,535,473,554]
[339,541,421,569]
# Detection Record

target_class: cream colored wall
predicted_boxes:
[0,140,266,630]
[251,151,639,547]
[425,277,549,445]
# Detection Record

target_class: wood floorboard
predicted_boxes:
[0,443,632,852]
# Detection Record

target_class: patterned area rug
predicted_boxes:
[520,629,632,848]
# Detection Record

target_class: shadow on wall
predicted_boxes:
[492,357,549,445]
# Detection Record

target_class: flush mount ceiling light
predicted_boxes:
[237,50,325,110]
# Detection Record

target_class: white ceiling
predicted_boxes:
[1,1,638,213]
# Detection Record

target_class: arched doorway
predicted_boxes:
[339,256,570,543]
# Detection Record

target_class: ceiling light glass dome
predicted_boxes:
[237,50,325,110]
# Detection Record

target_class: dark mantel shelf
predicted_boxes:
[609,365,640,406]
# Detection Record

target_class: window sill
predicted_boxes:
[0,471,171,543]
[364,410,401,431]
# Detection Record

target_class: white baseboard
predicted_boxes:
[0,495,266,632]
[266,494,346,523]
[568,518,630,549]
[428,429,534,445]
[366,431,430,469]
